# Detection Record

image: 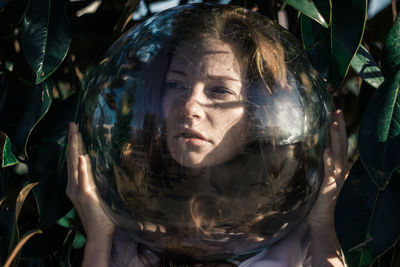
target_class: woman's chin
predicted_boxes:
[172,154,209,169]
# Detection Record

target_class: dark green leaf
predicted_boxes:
[367,171,400,262]
[312,0,331,26]
[5,229,42,267]
[335,159,378,266]
[0,183,37,265]
[72,232,86,249]
[22,0,71,84]
[301,15,330,78]
[54,229,76,267]
[351,45,385,89]
[0,131,18,167]
[358,71,400,188]
[56,209,76,229]
[31,95,78,227]
[0,206,18,266]
[285,0,328,28]
[20,224,69,259]
[14,79,53,157]
[301,0,367,89]
[382,16,400,78]
[336,160,400,266]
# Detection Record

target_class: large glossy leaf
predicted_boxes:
[4,229,42,267]
[301,0,367,89]
[22,0,71,84]
[285,0,328,28]
[20,224,69,259]
[54,229,76,267]
[0,131,18,167]
[312,0,331,26]
[382,16,400,78]
[301,15,330,78]
[351,45,384,89]
[0,183,38,266]
[31,95,78,227]
[14,79,52,157]
[358,71,400,188]
[335,160,400,266]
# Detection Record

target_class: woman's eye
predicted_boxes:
[209,87,235,97]
[165,82,187,91]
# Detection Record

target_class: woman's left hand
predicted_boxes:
[307,109,348,266]
[307,109,349,228]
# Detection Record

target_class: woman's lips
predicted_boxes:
[175,129,210,146]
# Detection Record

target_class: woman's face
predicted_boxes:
[162,38,248,168]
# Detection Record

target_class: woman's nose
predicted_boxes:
[181,87,206,119]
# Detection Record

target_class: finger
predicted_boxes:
[67,123,80,189]
[330,120,343,178]
[323,148,335,187]
[335,110,348,172]
[78,130,85,155]
[84,154,96,188]
[78,155,98,198]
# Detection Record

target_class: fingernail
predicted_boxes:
[336,109,343,119]
[332,121,339,131]
[326,152,333,166]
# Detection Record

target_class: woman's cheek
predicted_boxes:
[161,95,173,119]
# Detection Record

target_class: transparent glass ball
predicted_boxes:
[80,3,333,261]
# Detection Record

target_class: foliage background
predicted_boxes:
[0,0,399,266]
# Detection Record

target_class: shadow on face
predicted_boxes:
[162,38,249,168]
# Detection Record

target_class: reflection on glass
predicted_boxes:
[80,4,334,261]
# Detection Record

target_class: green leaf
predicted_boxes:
[335,160,400,266]
[358,71,400,188]
[351,45,385,89]
[4,229,42,267]
[72,231,86,249]
[0,183,38,266]
[312,0,331,27]
[301,15,331,77]
[301,0,367,89]
[335,160,377,266]
[285,0,328,28]
[0,131,18,167]
[22,0,71,84]
[20,224,69,259]
[54,229,76,267]
[14,79,53,157]
[382,16,400,78]
[56,209,76,229]
[31,94,78,227]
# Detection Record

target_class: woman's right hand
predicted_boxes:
[66,122,115,241]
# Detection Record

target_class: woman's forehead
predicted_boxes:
[172,38,235,58]
[169,38,245,78]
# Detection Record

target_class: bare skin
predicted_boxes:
[67,125,114,267]
[162,39,248,168]
[66,108,348,267]
[308,109,348,267]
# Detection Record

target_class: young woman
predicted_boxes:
[67,4,348,266]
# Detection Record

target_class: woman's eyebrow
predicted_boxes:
[166,70,186,76]
[203,50,229,55]
[207,74,240,82]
